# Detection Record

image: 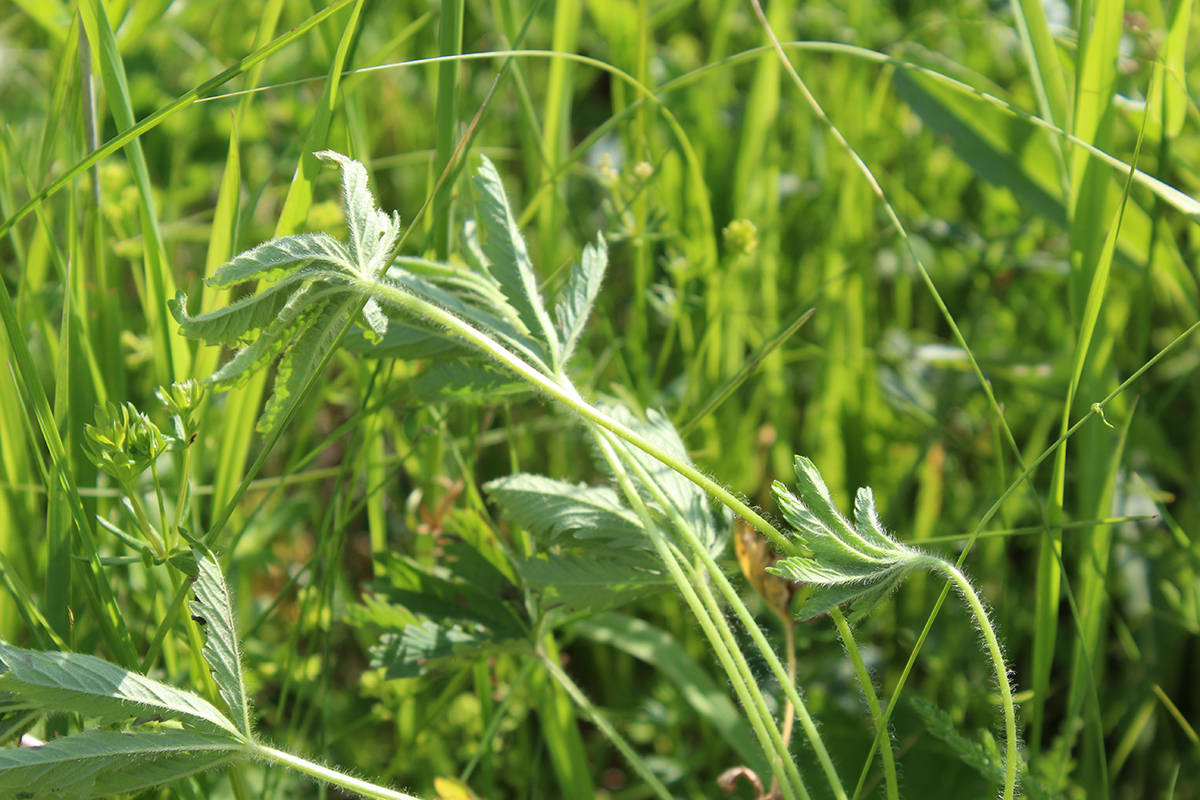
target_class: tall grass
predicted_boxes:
[1,1,1197,797]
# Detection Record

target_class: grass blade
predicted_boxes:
[77,0,185,384]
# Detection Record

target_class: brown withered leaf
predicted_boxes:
[734,518,796,623]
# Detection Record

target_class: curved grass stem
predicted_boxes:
[829,607,899,800]
[535,645,675,800]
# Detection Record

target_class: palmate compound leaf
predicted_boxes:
[410,360,532,404]
[0,728,244,800]
[365,552,529,680]
[0,642,242,738]
[369,621,527,680]
[188,542,252,737]
[768,455,922,623]
[172,151,401,434]
[370,553,526,638]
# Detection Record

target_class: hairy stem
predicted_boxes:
[605,433,844,800]
[250,741,422,800]
[924,557,1019,800]
[592,432,806,800]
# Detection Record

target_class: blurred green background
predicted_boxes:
[1,0,1198,797]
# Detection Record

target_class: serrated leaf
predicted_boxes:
[170,278,303,349]
[0,642,241,738]
[768,556,880,586]
[200,280,327,391]
[518,553,669,613]
[314,150,401,280]
[471,155,560,361]
[909,696,1008,786]
[485,474,648,550]
[603,405,727,556]
[362,297,388,339]
[852,486,895,550]
[344,318,469,360]
[370,621,523,680]
[373,554,526,639]
[175,151,406,434]
[772,485,875,567]
[207,233,353,287]
[555,236,608,362]
[0,728,243,799]
[189,543,251,737]
[788,457,892,559]
[769,456,923,622]
[411,361,532,404]
[258,294,359,434]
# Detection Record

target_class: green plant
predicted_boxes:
[1,151,1024,799]
[0,542,419,800]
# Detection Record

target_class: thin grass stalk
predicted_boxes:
[0,0,358,242]
[535,646,675,800]
[829,608,899,800]
[433,0,464,260]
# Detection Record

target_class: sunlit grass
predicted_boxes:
[1,1,1197,798]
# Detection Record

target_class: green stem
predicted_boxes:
[251,742,422,800]
[149,460,170,550]
[684,550,808,800]
[171,444,194,546]
[535,646,674,800]
[829,607,899,800]
[592,433,804,800]
[603,432,843,800]
[121,480,165,558]
[363,277,793,554]
[924,558,1019,800]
